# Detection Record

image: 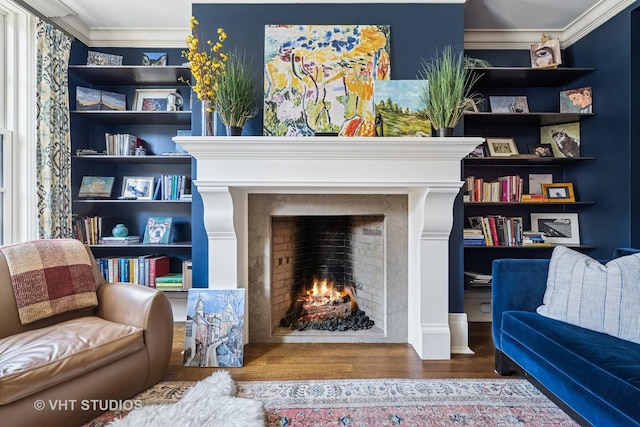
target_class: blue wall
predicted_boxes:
[189,3,467,310]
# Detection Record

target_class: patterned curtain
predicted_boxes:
[35,19,73,238]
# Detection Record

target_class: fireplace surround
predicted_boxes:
[174,136,483,359]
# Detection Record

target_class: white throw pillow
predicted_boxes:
[537,245,640,344]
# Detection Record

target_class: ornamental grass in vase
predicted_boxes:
[417,45,482,136]
[213,50,259,136]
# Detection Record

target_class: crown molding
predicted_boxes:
[465,0,636,50]
[84,28,190,48]
[191,0,465,2]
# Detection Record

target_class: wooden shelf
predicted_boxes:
[464,244,595,250]
[73,155,191,164]
[73,199,191,204]
[464,156,594,166]
[70,110,191,125]
[468,67,595,88]
[464,112,593,127]
[90,242,192,248]
[464,201,595,206]
[69,65,191,86]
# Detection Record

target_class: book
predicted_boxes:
[148,255,170,288]
[155,272,183,284]
[99,235,141,245]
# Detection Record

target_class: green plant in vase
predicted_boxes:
[417,45,482,136]
[214,50,260,136]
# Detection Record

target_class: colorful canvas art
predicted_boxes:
[374,80,431,137]
[183,289,245,368]
[264,24,391,137]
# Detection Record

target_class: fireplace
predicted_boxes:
[174,136,483,359]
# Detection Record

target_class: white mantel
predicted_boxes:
[174,136,482,359]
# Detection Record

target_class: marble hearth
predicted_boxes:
[174,136,483,360]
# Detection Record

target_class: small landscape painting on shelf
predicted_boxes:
[374,80,431,137]
[183,289,245,368]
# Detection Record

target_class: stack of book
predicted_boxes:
[104,133,139,156]
[464,271,492,291]
[463,228,486,246]
[154,272,184,290]
[523,231,549,246]
[99,235,141,245]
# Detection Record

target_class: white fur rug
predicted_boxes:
[107,371,264,427]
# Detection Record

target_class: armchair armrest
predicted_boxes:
[491,258,549,349]
[95,282,173,387]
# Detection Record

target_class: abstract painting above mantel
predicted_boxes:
[264,24,391,137]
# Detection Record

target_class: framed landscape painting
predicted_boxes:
[183,289,245,367]
[374,80,431,137]
[264,24,391,137]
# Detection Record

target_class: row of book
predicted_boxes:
[72,215,103,245]
[95,255,192,289]
[464,175,524,203]
[104,133,140,156]
[466,215,548,247]
[155,174,191,201]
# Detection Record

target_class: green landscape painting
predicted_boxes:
[374,80,431,137]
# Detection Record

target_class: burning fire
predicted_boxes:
[301,278,357,311]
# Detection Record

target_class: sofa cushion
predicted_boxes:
[501,311,640,424]
[0,239,98,325]
[537,245,640,343]
[0,316,144,405]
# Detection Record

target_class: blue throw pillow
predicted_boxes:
[537,246,640,344]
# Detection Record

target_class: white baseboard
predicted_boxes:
[449,312,474,354]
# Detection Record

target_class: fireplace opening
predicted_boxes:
[272,215,383,333]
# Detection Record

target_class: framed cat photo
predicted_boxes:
[540,122,580,158]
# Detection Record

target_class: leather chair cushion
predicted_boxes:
[0,316,144,405]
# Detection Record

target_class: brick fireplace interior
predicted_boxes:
[248,193,408,344]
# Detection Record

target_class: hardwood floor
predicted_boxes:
[164,322,505,382]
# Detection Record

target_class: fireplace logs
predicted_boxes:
[280,279,374,331]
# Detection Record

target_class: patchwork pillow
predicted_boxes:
[537,245,640,344]
[1,239,98,325]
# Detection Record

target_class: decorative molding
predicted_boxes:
[191,0,465,3]
[465,0,636,50]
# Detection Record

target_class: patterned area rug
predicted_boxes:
[85,377,578,426]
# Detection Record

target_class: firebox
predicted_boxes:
[272,216,382,333]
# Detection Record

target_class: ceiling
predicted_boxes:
[14,0,637,49]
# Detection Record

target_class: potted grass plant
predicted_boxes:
[214,50,259,136]
[417,45,482,136]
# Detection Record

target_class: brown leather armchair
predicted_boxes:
[0,240,173,427]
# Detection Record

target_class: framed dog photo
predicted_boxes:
[143,216,173,244]
[486,137,519,157]
[542,183,575,203]
[121,176,155,200]
[530,213,580,245]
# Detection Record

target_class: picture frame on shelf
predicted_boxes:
[486,137,519,157]
[540,122,580,158]
[530,38,562,68]
[489,96,529,113]
[143,216,173,244]
[142,52,168,66]
[528,143,554,157]
[76,87,126,111]
[528,173,553,195]
[121,176,155,200]
[78,176,115,198]
[530,212,580,245]
[466,144,486,158]
[133,89,178,111]
[542,183,575,202]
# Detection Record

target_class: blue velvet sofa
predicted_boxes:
[492,249,640,427]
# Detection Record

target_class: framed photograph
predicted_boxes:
[142,52,168,66]
[542,183,575,202]
[121,176,155,200]
[78,176,115,198]
[133,89,178,111]
[530,38,562,68]
[560,86,592,113]
[486,137,519,157]
[489,96,529,113]
[528,143,554,158]
[466,144,486,158]
[530,213,580,245]
[143,216,173,244]
[528,173,553,195]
